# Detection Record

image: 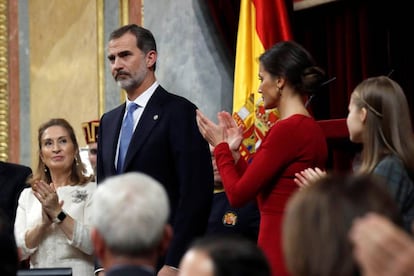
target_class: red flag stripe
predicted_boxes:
[253,0,293,49]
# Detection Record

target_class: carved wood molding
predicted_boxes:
[0,0,8,161]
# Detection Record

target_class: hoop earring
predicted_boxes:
[277,87,282,96]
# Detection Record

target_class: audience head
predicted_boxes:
[258,40,326,105]
[81,120,100,171]
[0,209,18,276]
[31,118,89,185]
[91,172,171,266]
[179,235,271,276]
[282,173,402,276]
[347,75,414,173]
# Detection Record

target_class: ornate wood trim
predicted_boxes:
[0,0,9,161]
[128,0,142,24]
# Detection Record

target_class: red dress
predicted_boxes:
[214,114,328,276]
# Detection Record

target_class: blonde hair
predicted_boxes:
[29,118,92,186]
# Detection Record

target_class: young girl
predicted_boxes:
[295,76,414,232]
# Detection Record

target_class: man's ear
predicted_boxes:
[157,224,173,256]
[360,107,367,123]
[146,50,157,69]
[91,228,105,261]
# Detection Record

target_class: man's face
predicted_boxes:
[107,32,149,92]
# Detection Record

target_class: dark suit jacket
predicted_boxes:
[0,162,32,234]
[97,85,213,267]
[106,265,155,276]
[206,191,260,243]
[0,162,32,231]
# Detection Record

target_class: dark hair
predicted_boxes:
[283,173,402,276]
[109,24,157,70]
[259,40,326,96]
[190,235,271,276]
[30,118,91,186]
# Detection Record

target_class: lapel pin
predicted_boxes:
[153,115,159,120]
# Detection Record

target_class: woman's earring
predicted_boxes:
[44,164,48,173]
[75,157,79,166]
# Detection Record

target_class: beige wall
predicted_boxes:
[29,0,99,167]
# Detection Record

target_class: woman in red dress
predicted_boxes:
[196,41,328,276]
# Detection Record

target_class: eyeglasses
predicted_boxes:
[89,148,98,155]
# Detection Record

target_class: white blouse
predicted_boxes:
[14,181,96,276]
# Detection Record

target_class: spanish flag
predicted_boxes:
[233,0,292,162]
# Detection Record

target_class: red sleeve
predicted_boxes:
[214,119,302,207]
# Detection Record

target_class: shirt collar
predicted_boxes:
[125,81,159,108]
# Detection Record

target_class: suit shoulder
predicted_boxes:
[102,104,124,118]
[0,162,32,175]
[158,87,198,109]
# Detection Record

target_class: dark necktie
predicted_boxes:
[117,102,138,173]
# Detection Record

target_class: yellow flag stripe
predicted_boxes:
[233,0,265,113]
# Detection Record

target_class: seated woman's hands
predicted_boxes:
[294,167,326,189]
[32,180,63,221]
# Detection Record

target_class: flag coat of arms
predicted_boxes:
[233,0,292,162]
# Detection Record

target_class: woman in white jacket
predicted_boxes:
[15,118,96,276]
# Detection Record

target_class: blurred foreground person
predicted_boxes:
[350,213,414,276]
[283,173,402,276]
[91,172,172,276]
[179,235,271,276]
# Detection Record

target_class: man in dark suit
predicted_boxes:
[97,24,213,275]
[0,161,32,232]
